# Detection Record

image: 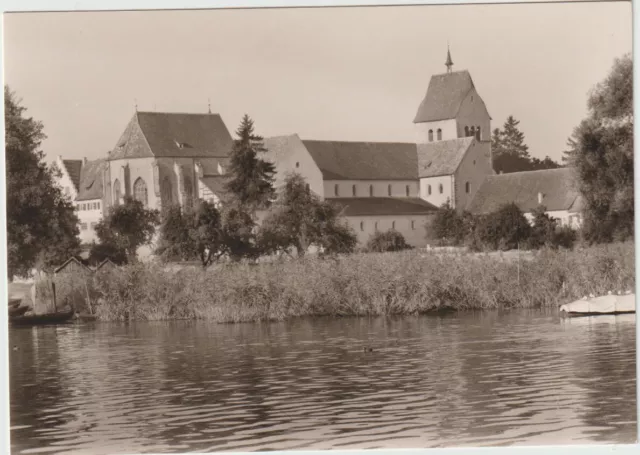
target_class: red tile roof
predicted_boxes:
[417,137,475,178]
[302,140,418,180]
[327,197,437,216]
[414,70,475,123]
[467,168,580,214]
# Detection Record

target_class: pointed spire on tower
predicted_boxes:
[134,99,138,112]
[207,98,211,114]
[445,44,453,73]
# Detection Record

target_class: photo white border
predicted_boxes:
[0,1,637,455]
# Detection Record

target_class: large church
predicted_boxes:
[56,51,582,247]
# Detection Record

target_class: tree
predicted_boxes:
[224,115,276,210]
[187,201,225,268]
[568,54,633,243]
[5,86,81,277]
[474,203,531,251]
[366,230,413,253]
[94,196,159,263]
[257,173,357,257]
[492,115,561,173]
[155,205,193,262]
[220,202,258,261]
[428,200,466,246]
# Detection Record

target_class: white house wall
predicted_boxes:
[75,199,103,244]
[325,180,419,198]
[415,119,457,144]
[55,156,78,201]
[345,214,434,248]
[524,209,582,229]
[454,140,493,211]
[419,175,453,209]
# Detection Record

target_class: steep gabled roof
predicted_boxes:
[61,160,83,191]
[302,140,418,180]
[110,112,233,160]
[467,167,579,214]
[327,197,437,216]
[414,70,475,123]
[76,159,107,201]
[417,137,475,178]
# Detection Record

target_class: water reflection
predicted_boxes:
[9,311,637,454]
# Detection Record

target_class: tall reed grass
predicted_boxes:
[48,242,635,323]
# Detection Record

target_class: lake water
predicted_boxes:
[8,310,637,453]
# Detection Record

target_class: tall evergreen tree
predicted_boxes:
[5,86,81,278]
[224,115,276,210]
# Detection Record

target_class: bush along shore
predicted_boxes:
[50,242,634,323]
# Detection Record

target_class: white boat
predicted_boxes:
[560,293,636,316]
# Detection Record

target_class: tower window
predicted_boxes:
[352,184,357,197]
[360,221,364,231]
[476,127,481,140]
[465,182,470,194]
[437,129,442,141]
[369,185,374,197]
[439,184,443,194]
[428,184,432,196]
[411,220,415,230]
[392,221,396,230]
[428,129,433,142]
[388,184,392,196]
[295,162,300,168]
[334,184,339,197]
[406,185,410,197]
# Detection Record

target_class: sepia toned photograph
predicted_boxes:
[2,1,636,453]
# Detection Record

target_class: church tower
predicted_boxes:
[414,48,494,211]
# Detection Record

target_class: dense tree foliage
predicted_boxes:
[428,200,469,246]
[564,54,633,243]
[258,173,357,257]
[93,196,159,263]
[365,230,413,253]
[5,86,81,277]
[224,114,276,210]
[491,116,561,174]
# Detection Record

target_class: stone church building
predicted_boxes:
[56,51,582,248]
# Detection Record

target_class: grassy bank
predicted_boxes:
[51,242,634,323]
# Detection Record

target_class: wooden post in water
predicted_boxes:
[51,280,57,313]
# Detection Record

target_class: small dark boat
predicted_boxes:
[8,305,30,318]
[10,308,75,327]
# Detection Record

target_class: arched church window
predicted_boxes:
[470,126,475,137]
[113,179,121,206]
[183,174,194,208]
[411,220,415,230]
[161,176,173,206]
[352,184,357,197]
[388,184,392,196]
[369,185,374,197]
[464,126,469,137]
[133,177,148,207]
[334,184,339,197]
[428,130,433,142]
[439,184,443,194]
[476,126,481,140]
[437,129,442,141]
[392,221,396,230]
[428,185,432,195]
[465,182,470,194]
[406,185,410,197]
[375,221,378,231]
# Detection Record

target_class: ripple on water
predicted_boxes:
[8,311,637,453]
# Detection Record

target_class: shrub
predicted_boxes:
[366,230,413,253]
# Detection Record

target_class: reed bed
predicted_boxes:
[50,242,635,323]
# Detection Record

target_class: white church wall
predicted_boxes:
[345,214,434,248]
[107,157,159,209]
[456,88,491,141]
[454,140,493,211]
[415,119,457,144]
[325,180,419,198]
[419,175,453,209]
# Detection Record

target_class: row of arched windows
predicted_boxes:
[359,220,417,232]
[464,126,482,140]
[334,184,412,197]
[427,128,443,142]
[112,178,149,207]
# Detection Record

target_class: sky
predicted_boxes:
[2,1,632,164]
